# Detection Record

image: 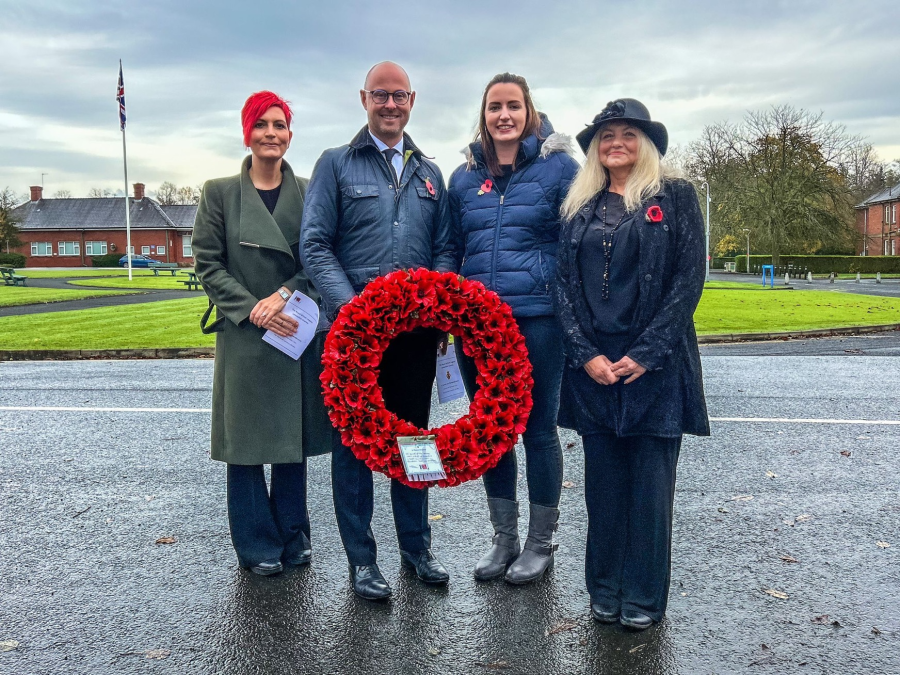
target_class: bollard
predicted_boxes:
[807,271,813,283]
[856,272,861,283]
[784,272,790,285]
[876,272,882,284]
[829,272,835,284]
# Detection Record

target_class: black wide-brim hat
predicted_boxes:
[576,98,668,156]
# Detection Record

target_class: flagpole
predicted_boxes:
[118,59,132,280]
[122,127,133,280]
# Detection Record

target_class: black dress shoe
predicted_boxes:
[590,602,619,624]
[400,549,450,585]
[244,560,283,576]
[350,564,392,600]
[620,609,654,631]
[284,549,312,566]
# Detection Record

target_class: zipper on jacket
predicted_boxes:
[490,172,521,289]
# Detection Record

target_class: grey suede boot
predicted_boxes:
[504,503,559,585]
[473,498,521,581]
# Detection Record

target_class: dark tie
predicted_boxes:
[382,148,399,185]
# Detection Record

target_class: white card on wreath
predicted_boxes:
[397,435,446,482]
[436,335,467,404]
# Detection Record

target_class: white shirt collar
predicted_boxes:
[368,131,403,155]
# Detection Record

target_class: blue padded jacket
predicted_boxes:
[448,116,579,318]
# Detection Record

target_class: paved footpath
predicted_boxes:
[1,339,899,674]
[711,270,900,299]
[0,274,201,318]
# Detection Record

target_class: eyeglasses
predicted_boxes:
[363,89,412,105]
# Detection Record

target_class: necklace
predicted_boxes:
[598,191,626,300]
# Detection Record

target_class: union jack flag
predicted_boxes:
[116,60,126,131]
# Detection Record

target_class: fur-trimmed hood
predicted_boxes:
[462,114,575,170]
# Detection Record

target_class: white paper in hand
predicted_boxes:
[398,436,446,482]
[436,339,467,404]
[262,291,319,360]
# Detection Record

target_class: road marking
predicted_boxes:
[0,407,898,426]
[711,417,900,425]
[0,405,211,413]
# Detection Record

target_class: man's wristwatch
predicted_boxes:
[277,287,291,301]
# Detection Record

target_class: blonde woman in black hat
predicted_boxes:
[554,99,710,630]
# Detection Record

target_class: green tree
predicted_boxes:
[689,106,860,264]
[0,187,24,253]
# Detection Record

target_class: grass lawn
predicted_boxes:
[695,288,900,334]
[68,276,198,291]
[0,286,131,309]
[2,287,900,350]
[0,296,214,349]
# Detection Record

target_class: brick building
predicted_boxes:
[7,184,197,267]
[856,182,900,256]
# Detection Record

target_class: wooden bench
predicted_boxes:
[179,271,202,291]
[0,267,27,286]
[147,263,180,276]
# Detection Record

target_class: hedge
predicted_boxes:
[711,257,735,270]
[733,255,900,274]
[91,253,124,267]
[0,253,27,268]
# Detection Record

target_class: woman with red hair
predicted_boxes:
[193,91,330,576]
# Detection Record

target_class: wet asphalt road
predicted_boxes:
[1,339,899,675]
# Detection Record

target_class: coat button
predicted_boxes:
[356,189,362,194]
[663,224,669,231]
[388,185,394,190]
[394,221,399,227]
[645,274,652,281]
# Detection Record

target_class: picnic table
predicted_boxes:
[179,271,202,291]
[1,267,27,286]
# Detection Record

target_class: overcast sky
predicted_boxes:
[1,0,898,200]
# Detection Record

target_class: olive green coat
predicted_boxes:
[193,157,331,464]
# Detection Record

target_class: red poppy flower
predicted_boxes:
[425,177,436,196]
[480,179,493,193]
[646,205,664,223]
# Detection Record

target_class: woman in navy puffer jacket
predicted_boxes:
[448,72,579,585]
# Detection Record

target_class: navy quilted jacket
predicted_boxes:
[448,117,579,318]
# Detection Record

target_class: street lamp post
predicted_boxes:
[742,228,750,273]
[702,181,711,282]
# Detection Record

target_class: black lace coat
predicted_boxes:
[554,178,710,438]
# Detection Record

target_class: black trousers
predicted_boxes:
[582,433,681,622]
[331,329,439,565]
[226,462,310,568]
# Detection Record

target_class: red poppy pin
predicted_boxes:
[477,179,493,196]
[645,205,664,223]
[425,177,436,196]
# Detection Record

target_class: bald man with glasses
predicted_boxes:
[301,61,455,601]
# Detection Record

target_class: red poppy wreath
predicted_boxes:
[320,268,534,488]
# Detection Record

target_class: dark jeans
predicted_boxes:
[226,462,310,568]
[582,433,681,622]
[332,329,438,565]
[457,315,565,507]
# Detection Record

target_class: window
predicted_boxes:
[142,245,151,255]
[128,246,135,254]
[58,241,80,256]
[893,239,897,256]
[893,204,898,226]
[157,246,166,256]
[885,205,891,224]
[182,235,192,258]
[85,241,107,255]
[31,242,52,256]
[886,240,891,255]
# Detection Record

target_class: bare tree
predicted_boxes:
[155,181,178,205]
[0,187,24,253]
[87,187,115,198]
[176,185,200,205]
[688,105,861,263]
[53,189,73,198]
